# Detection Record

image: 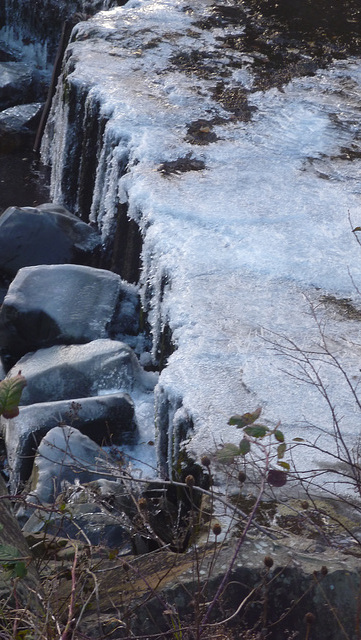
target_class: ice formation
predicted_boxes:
[41,0,361,491]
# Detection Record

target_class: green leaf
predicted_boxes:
[277,461,290,470]
[239,438,251,456]
[215,443,240,464]
[277,443,286,459]
[292,437,304,442]
[0,373,27,419]
[14,562,27,579]
[0,544,20,561]
[0,544,27,578]
[228,407,262,428]
[274,429,284,443]
[243,424,269,438]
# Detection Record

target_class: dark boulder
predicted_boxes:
[0,45,18,63]
[0,102,43,152]
[1,392,138,490]
[23,439,134,549]
[0,264,139,365]
[0,62,34,109]
[0,203,101,280]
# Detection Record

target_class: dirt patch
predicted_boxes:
[185,118,222,145]
[331,146,361,162]
[320,294,361,321]
[169,50,230,80]
[194,0,361,91]
[158,155,206,176]
[211,82,257,120]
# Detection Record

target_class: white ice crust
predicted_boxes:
[42,0,361,491]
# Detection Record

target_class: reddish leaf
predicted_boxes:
[267,470,287,487]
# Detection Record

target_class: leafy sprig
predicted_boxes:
[217,407,290,486]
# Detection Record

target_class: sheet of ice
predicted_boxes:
[42,0,361,493]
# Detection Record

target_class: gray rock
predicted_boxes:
[8,339,156,406]
[0,102,43,152]
[24,501,134,551]
[0,264,139,363]
[2,392,137,491]
[23,460,134,550]
[96,534,361,640]
[25,425,121,504]
[0,203,101,280]
[0,62,34,109]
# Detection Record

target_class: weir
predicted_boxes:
[2,0,361,486]
[37,0,361,488]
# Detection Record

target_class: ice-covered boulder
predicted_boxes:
[0,264,139,365]
[0,203,101,280]
[0,102,43,152]
[0,62,34,109]
[7,339,156,406]
[25,425,120,504]
[23,454,134,549]
[2,392,137,490]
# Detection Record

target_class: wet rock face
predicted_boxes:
[201,0,361,92]
[0,62,34,109]
[251,0,360,41]
[3,0,123,64]
[0,203,101,281]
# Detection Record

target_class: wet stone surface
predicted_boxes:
[194,0,361,91]
[0,151,49,214]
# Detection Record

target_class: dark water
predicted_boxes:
[0,150,50,214]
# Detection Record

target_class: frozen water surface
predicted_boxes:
[42,0,361,492]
